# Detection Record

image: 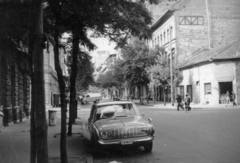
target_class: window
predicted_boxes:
[170,26,173,39]
[164,32,166,44]
[167,29,169,42]
[204,83,211,95]
[160,34,162,46]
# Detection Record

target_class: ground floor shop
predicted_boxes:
[179,61,240,105]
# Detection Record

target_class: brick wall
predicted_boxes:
[210,0,240,48]
[176,0,209,63]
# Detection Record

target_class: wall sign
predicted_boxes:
[179,16,204,25]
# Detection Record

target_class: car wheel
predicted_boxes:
[144,142,153,152]
[83,101,87,105]
[96,100,99,103]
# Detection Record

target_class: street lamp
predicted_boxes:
[169,25,174,106]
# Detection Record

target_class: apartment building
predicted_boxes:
[149,0,240,104]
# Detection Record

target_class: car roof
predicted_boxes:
[96,101,134,106]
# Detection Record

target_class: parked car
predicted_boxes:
[81,93,102,104]
[82,101,154,152]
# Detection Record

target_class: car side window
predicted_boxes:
[86,95,90,98]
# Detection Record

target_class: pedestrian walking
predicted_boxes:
[231,91,237,107]
[184,94,191,112]
[176,94,184,111]
[226,91,230,107]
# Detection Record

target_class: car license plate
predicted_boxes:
[121,140,133,145]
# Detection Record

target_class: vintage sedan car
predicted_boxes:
[82,101,154,152]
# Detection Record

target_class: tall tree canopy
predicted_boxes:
[121,39,156,87]
[44,0,159,162]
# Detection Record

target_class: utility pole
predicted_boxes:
[169,25,174,106]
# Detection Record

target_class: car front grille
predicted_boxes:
[111,127,149,139]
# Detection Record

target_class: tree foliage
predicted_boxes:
[121,39,156,87]
[147,46,183,88]
[66,50,95,92]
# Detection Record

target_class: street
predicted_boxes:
[78,101,240,163]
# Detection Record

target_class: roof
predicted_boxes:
[150,10,173,32]
[179,40,240,69]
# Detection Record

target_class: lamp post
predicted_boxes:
[169,25,174,106]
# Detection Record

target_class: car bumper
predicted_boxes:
[96,136,154,147]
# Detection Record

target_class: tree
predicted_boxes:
[75,51,95,93]
[121,39,156,101]
[147,46,183,105]
[44,0,159,162]
[65,47,95,135]
[0,1,48,162]
[95,58,126,99]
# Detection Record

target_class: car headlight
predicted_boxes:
[100,131,113,139]
[141,126,154,136]
[141,127,151,135]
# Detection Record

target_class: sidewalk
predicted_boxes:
[132,99,240,110]
[0,117,92,163]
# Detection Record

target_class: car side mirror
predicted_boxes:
[142,112,145,117]
[148,118,152,124]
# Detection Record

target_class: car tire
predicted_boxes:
[95,100,99,103]
[144,142,153,152]
[83,101,87,105]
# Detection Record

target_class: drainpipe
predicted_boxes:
[205,0,212,49]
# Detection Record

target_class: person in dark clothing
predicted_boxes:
[232,91,237,107]
[176,94,184,111]
[184,94,191,112]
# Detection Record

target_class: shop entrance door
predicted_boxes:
[219,82,232,103]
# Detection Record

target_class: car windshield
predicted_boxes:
[95,104,139,120]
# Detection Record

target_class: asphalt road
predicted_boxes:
[78,101,240,163]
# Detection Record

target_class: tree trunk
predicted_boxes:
[30,56,36,163]
[164,88,166,106]
[29,5,36,163]
[68,29,79,136]
[154,86,156,104]
[53,16,68,163]
[32,0,48,162]
[30,47,36,163]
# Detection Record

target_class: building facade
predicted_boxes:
[179,41,240,105]
[0,44,65,126]
[0,49,31,126]
[149,0,240,104]
[44,44,66,108]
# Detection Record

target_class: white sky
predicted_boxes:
[90,37,117,60]
[63,32,117,67]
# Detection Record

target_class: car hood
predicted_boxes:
[95,116,148,131]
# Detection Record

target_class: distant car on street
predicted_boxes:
[81,93,102,104]
[82,101,154,152]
